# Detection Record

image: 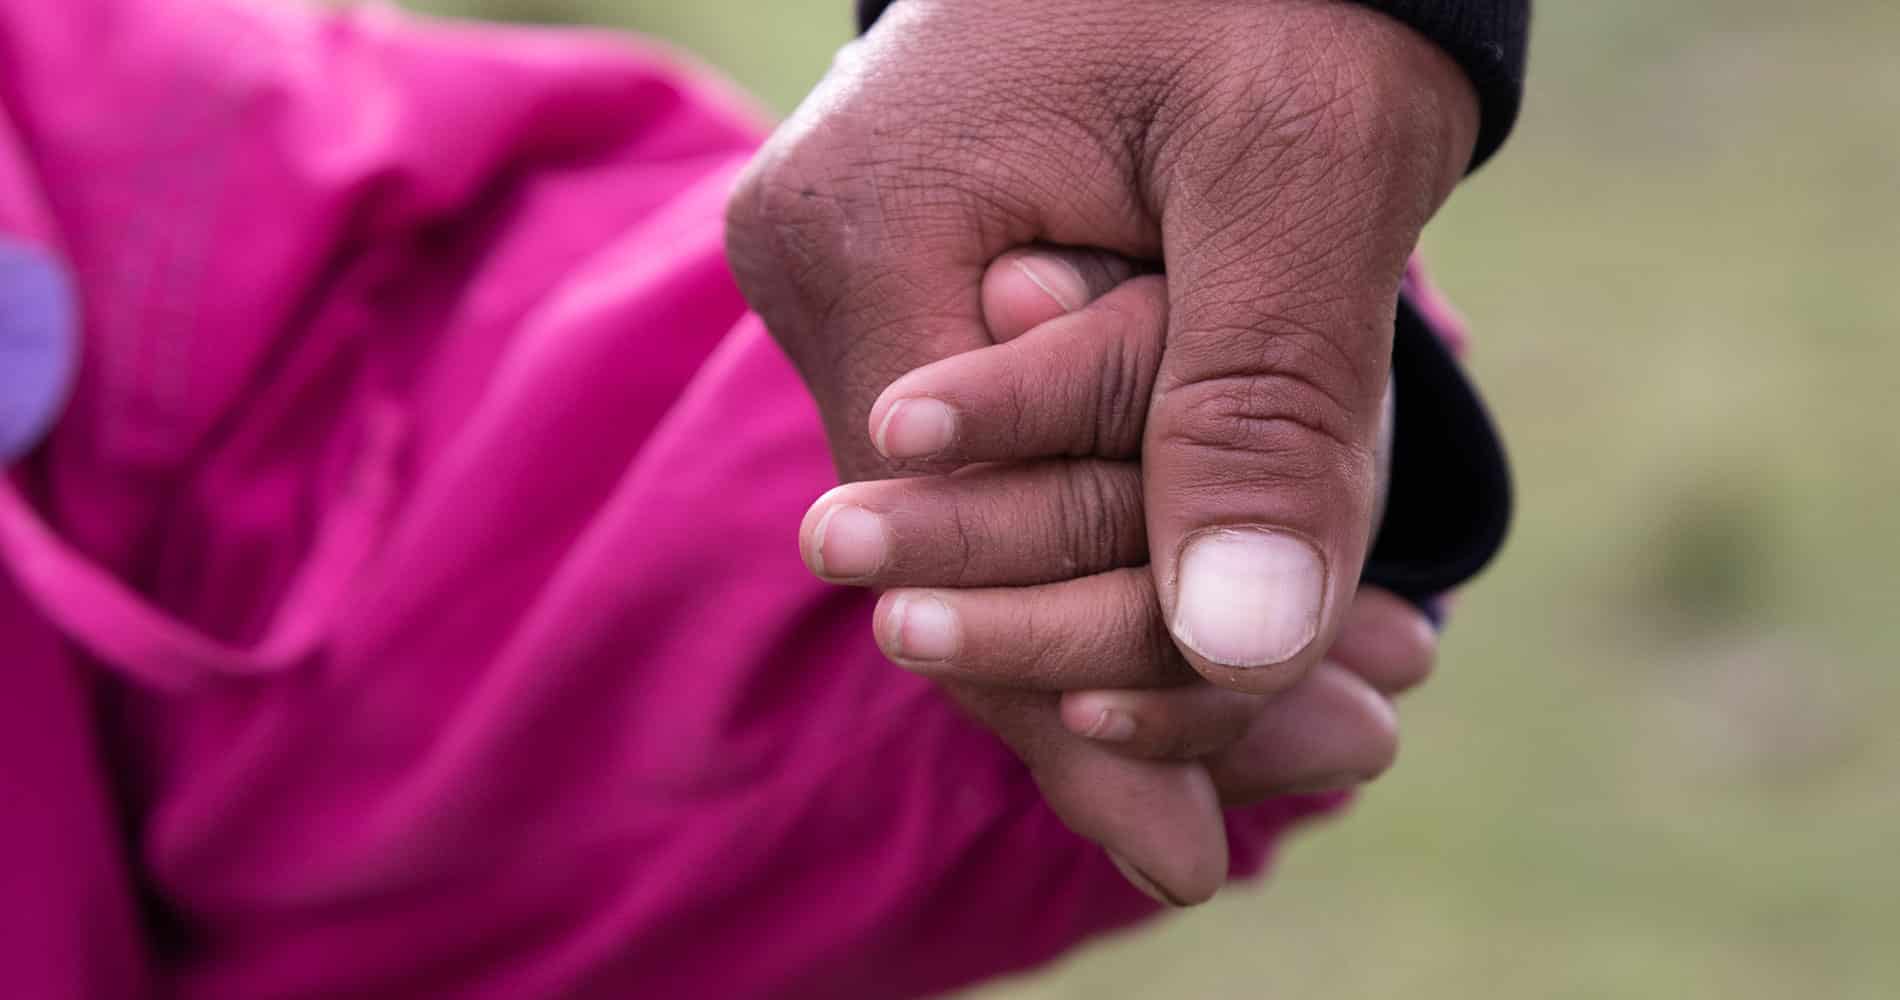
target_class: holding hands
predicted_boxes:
[729,0,1488,906]
[798,250,1441,904]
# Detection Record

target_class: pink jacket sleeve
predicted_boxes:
[0,2,1343,996]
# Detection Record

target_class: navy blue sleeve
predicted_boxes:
[856,0,1530,170]
[1363,300,1512,612]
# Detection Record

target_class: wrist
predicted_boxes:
[1142,1,1478,223]
[1316,0,1482,198]
[860,0,1503,176]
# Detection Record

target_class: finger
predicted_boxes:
[869,276,1168,463]
[947,683,1228,906]
[980,246,1144,343]
[873,569,1199,691]
[1328,587,1438,696]
[1058,685,1263,761]
[1056,587,1431,766]
[800,459,1146,588]
[1204,663,1401,806]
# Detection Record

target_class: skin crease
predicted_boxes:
[729,0,1478,904]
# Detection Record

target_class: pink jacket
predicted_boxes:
[0,2,1350,996]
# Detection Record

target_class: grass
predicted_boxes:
[402,1,1900,994]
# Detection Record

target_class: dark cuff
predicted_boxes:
[856,0,1530,171]
[1361,294,1513,610]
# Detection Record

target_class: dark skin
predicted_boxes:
[803,251,1429,907]
[728,0,1479,903]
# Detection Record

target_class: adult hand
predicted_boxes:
[728,0,1478,901]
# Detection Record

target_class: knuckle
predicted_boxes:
[1170,307,1383,411]
[942,494,985,587]
[995,365,1045,449]
[724,142,864,361]
[1051,461,1145,572]
[1089,297,1165,457]
[1089,327,1138,456]
[887,479,985,588]
[1153,369,1374,491]
[726,139,848,275]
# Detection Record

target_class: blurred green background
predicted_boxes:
[406,1,1900,996]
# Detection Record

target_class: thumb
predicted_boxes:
[1144,289,1392,696]
[1141,114,1415,695]
[1136,6,1476,696]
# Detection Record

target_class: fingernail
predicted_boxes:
[1064,699,1138,743]
[886,593,960,662]
[1109,851,1185,908]
[1012,255,1088,314]
[874,398,956,459]
[1084,708,1137,743]
[1171,529,1326,669]
[809,504,887,579]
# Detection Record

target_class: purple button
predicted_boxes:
[0,238,78,462]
